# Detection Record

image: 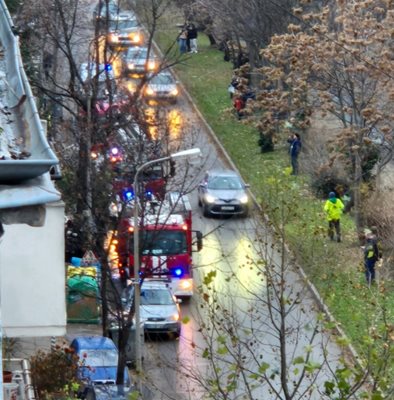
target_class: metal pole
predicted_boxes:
[133,156,170,389]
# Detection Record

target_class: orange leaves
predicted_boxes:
[288,23,302,33]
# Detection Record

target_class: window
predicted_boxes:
[129,231,187,255]
[140,288,174,305]
[79,349,118,367]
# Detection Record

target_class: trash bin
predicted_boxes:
[67,273,100,324]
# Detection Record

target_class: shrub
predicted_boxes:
[30,344,81,399]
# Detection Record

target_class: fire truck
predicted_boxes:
[117,192,202,297]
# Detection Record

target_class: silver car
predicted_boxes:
[198,169,250,217]
[122,280,181,337]
[108,12,143,47]
[122,47,157,75]
[144,71,179,103]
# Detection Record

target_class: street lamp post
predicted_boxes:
[132,148,201,386]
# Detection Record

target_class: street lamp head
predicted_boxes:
[170,148,201,160]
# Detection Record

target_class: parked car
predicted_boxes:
[80,383,136,400]
[107,12,143,47]
[122,46,157,75]
[122,279,182,337]
[143,71,179,103]
[93,0,120,23]
[79,62,115,86]
[198,169,250,217]
[70,336,130,385]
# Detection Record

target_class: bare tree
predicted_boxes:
[13,0,205,388]
[238,0,394,235]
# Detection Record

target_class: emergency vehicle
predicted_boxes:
[117,192,202,297]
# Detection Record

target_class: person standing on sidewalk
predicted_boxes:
[323,191,345,242]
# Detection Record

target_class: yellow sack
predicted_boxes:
[67,266,97,279]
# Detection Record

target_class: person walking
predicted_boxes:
[287,133,302,175]
[364,233,380,285]
[323,191,345,242]
[186,21,198,53]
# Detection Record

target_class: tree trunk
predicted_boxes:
[353,147,363,241]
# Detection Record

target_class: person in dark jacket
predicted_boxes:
[287,133,302,175]
[186,21,198,53]
[364,233,380,285]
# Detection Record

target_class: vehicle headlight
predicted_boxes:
[147,60,156,71]
[167,314,180,322]
[132,33,141,43]
[145,87,155,96]
[170,88,178,96]
[109,34,119,43]
[179,279,192,290]
[239,194,249,204]
[205,194,216,204]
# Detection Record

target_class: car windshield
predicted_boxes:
[142,165,163,180]
[110,19,139,30]
[79,349,118,367]
[140,231,187,255]
[127,48,148,59]
[129,231,187,255]
[208,176,243,190]
[150,74,174,85]
[140,288,174,305]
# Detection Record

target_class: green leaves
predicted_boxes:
[203,270,217,286]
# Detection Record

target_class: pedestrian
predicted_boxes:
[323,191,345,242]
[186,21,198,53]
[364,233,380,285]
[233,95,245,120]
[228,76,239,99]
[287,132,302,175]
[178,26,188,54]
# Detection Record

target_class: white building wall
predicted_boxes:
[0,201,66,337]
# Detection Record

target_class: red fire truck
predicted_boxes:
[117,192,202,297]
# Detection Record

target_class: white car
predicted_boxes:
[107,12,143,47]
[122,47,157,75]
[122,279,181,337]
[144,71,179,103]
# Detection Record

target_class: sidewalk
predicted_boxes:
[14,324,103,361]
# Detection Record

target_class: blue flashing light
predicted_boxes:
[173,267,183,277]
[105,63,112,71]
[123,188,134,201]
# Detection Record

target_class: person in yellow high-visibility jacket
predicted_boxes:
[323,192,345,242]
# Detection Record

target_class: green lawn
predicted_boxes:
[154,13,394,380]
